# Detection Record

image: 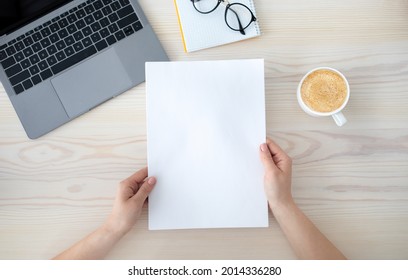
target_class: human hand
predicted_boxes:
[259,138,294,212]
[105,167,156,236]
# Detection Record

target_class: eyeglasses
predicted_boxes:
[191,0,257,35]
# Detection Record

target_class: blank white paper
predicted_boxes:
[146,59,267,230]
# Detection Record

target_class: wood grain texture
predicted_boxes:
[0,0,407,259]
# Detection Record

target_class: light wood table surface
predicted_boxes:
[1,0,407,259]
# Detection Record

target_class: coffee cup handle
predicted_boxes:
[332,112,347,126]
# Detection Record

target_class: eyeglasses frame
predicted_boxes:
[191,0,257,35]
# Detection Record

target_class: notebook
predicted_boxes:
[146,59,267,230]
[174,0,261,52]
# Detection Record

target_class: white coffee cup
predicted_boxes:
[297,67,350,126]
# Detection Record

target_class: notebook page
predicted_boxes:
[175,0,261,52]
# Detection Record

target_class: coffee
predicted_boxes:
[300,69,347,113]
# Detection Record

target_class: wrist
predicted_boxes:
[102,217,129,240]
[269,197,296,215]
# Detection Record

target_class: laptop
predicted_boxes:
[0,0,168,139]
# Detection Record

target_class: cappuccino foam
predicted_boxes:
[301,69,347,113]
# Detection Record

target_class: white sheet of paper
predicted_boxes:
[146,59,268,230]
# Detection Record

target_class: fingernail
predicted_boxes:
[148,177,156,185]
[260,143,267,152]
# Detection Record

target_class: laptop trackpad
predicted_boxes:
[51,48,132,118]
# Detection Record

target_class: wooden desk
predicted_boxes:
[0,0,407,259]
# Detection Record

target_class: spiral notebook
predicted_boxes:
[174,0,261,52]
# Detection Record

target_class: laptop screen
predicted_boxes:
[0,0,73,36]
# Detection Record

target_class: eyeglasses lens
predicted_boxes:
[225,4,254,30]
[193,0,219,13]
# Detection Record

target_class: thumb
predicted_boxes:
[259,143,278,172]
[132,177,156,205]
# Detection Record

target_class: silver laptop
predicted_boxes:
[0,0,168,139]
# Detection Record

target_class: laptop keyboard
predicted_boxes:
[0,0,143,95]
